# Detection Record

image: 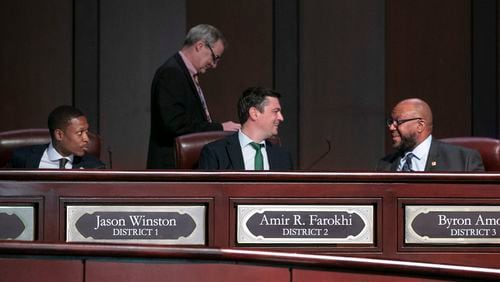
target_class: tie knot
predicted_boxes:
[250,142,264,151]
[404,152,414,159]
[59,158,68,169]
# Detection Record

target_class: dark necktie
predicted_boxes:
[401,153,414,172]
[59,158,68,169]
[250,142,264,170]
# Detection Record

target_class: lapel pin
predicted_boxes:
[431,161,437,167]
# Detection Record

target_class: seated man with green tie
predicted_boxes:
[198,86,293,170]
[6,105,105,169]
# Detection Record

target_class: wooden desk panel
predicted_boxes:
[0,258,83,282]
[1,170,500,267]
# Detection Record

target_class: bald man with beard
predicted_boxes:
[377,98,484,172]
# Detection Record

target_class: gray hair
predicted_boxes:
[183,24,227,48]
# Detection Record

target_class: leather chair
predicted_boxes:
[0,128,101,168]
[175,131,234,169]
[440,137,500,171]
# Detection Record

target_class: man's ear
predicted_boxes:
[249,107,259,121]
[194,40,204,52]
[54,129,64,141]
[417,120,425,133]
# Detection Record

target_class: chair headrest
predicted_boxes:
[175,131,234,169]
[440,137,500,171]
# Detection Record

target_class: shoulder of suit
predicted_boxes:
[433,140,480,155]
[205,133,238,148]
[14,144,47,154]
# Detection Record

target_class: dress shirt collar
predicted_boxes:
[412,135,432,161]
[238,130,266,148]
[47,142,74,164]
[179,51,197,78]
[399,135,432,172]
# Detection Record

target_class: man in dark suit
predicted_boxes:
[147,24,240,169]
[6,105,105,169]
[198,87,293,170]
[377,98,484,172]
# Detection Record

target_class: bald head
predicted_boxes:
[394,98,433,132]
[388,98,433,151]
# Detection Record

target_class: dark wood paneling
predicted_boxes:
[74,0,100,133]
[274,0,300,167]
[293,269,443,282]
[86,261,289,282]
[186,0,273,124]
[0,1,73,131]
[0,258,83,282]
[3,242,499,280]
[99,0,186,169]
[300,0,385,170]
[472,0,498,138]
[386,0,472,142]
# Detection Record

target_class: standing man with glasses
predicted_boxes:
[376,98,484,172]
[147,24,240,169]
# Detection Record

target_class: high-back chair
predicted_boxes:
[0,128,101,167]
[175,131,234,169]
[440,137,500,171]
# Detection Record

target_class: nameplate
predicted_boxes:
[406,205,500,244]
[0,206,34,241]
[66,205,205,244]
[237,205,373,244]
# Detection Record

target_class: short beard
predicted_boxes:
[395,132,418,153]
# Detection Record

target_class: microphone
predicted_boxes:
[107,146,113,169]
[305,139,332,170]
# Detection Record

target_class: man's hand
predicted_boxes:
[222,121,241,131]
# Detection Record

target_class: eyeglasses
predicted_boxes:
[386,117,422,127]
[204,42,221,64]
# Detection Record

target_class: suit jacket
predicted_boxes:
[376,140,484,172]
[147,53,223,169]
[198,133,293,170]
[6,144,105,169]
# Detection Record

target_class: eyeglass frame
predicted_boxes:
[204,42,221,64]
[386,117,422,127]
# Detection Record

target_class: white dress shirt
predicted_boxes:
[238,130,270,170]
[39,142,74,169]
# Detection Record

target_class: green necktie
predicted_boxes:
[250,142,264,170]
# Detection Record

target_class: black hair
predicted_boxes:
[237,87,281,124]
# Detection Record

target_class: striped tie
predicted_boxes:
[401,153,414,172]
[193,74,212,122]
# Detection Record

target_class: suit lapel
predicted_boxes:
[72,156,83,169]
[266,142,278,169]
[174,53,207,121]
[226,134,245,169]
[425,140,440,171]
[390,155,401,171]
